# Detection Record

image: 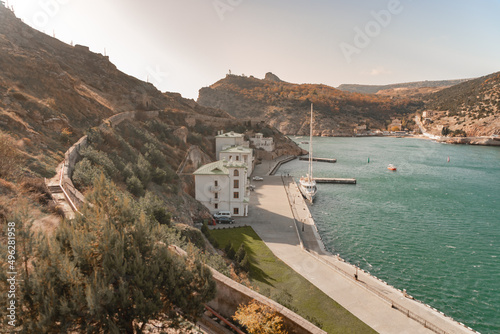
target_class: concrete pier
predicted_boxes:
[299,156,337,163]
[314,177,356,184]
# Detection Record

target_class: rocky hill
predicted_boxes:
[422,72,500,137]
[198,73,423,136]
[337,79,471,96]
[0,5,229,178]
[0,5,302,223]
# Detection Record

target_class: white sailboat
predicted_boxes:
[299,104,317,203]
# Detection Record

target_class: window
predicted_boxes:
[214,192,218,199]
[236,156,240,161]
[214,180,218,186]
[233,208,239,215]
[233,192,239,199]
[243,155,247,163]
[214,203,218,209]
[233,180,239,188]
[233,169,239,177]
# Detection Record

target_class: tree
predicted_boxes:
[225,242,235,260]
[20,175,216,333]
[233,300,288,334]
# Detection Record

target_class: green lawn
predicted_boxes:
[209,226,376,334]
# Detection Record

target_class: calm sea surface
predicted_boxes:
[278,137,500,333]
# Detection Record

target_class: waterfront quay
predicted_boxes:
[235,157,477,334]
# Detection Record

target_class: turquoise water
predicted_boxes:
[278,137,500,333]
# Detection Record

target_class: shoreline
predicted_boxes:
[261,157,479,334]
[291,134,500,146]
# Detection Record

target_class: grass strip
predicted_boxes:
[210,226,376,334]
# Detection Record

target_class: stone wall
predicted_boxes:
[105,110,160,128]
[62,135,88,209]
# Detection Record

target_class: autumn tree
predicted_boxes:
[233,300,288,334]
[19,174,216,333]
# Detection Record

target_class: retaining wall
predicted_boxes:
[208,269,326,334]
[62,135,88,209]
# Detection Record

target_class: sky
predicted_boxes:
[5,0,500,99]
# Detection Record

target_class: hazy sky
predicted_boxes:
[6,0,500,99]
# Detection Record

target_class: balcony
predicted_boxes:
[210,185,221,192]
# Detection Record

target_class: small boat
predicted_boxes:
[387,164,397,171]
[300,141,309,144]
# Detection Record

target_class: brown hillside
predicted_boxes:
[422,72,500,137]
[0,5,229,177]
[197,73,423,136]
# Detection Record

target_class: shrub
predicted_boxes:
[235,244,247,263]
[152,167,167,184]
[0,131,23,179]
[126,175,144,197]
[59,127,72,144]
[122,162,136,180]
[180,227,205,249]
[136,154,152,185]
[233,300,287,334]
[20,178,51,205]
[225,242,236,260]
[72,158,101,189]
[80,147,119,178]
[47,202,65,217]
[239,253,250,272]
[139,192,172,226]
[144,143,166,168]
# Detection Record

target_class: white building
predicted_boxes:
[215,131,249,159]
[249,133,275,152]
[193,159,249,216]
[219,146,254,176]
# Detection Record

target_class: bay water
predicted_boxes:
[278,137,500,333]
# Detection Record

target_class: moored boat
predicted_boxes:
[299,104,317,202]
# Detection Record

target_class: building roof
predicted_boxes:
[216,131,244,138]
[193,159,247,175]
[220,146,253,154]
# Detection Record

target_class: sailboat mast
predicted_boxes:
[309,103,313,181]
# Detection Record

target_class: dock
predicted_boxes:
[299,156,337,163]
[314,178,356,184]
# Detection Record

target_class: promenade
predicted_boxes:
[234,158,477,334]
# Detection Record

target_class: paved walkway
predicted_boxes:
[45,162,76,219]
[233,159,477,334]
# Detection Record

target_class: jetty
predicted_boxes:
[314,177,356,184]
[299,156,337,163]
